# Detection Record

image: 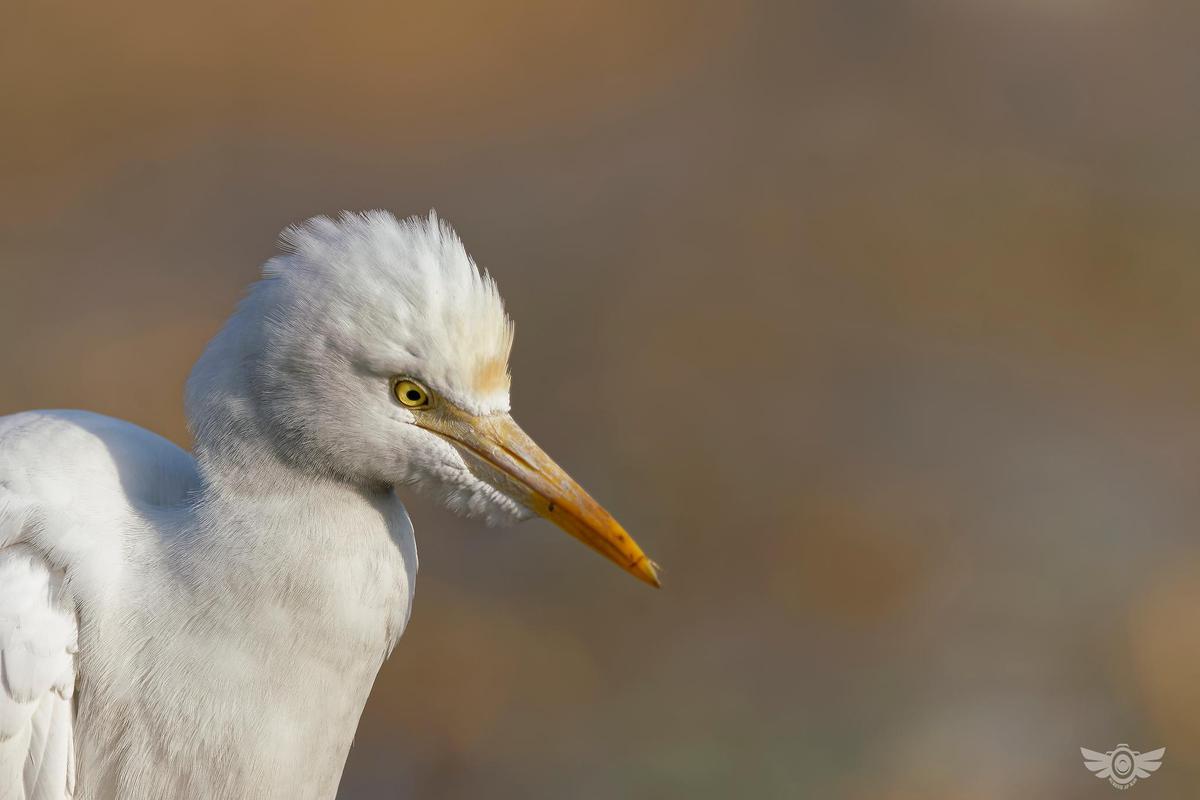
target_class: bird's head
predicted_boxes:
[190,210,658,586]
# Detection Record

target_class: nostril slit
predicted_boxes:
[547,502,556,512]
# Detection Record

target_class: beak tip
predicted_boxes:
[634,557,662,588]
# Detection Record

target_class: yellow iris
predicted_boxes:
[393,379,431,408]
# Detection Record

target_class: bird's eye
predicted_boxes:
[393,379,431,408]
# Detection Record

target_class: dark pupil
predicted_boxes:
[405,389,422,402]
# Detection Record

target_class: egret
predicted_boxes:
[0,211,659,799]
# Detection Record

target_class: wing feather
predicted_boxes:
[1080,747,1111,778]
[1133,747,1165,777]
[0,410,202,800]
[0,545,78,800]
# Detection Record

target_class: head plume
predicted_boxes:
[270,210,514,412]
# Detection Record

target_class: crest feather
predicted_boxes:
[267,209,515,410]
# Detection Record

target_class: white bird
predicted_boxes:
[0,211,659,800]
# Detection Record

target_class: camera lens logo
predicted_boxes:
[1081,744,1165,790]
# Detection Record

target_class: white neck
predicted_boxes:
[80,338,418,799]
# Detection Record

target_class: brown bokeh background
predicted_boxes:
[4,2,1200,797]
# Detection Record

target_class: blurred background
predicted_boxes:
[3,1,1199,797]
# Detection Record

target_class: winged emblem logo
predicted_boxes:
[1080,744,1165,789]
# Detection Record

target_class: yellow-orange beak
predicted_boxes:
[415,407,660,587]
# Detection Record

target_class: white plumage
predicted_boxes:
[0,212,657,799]
[0,543,76,800]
